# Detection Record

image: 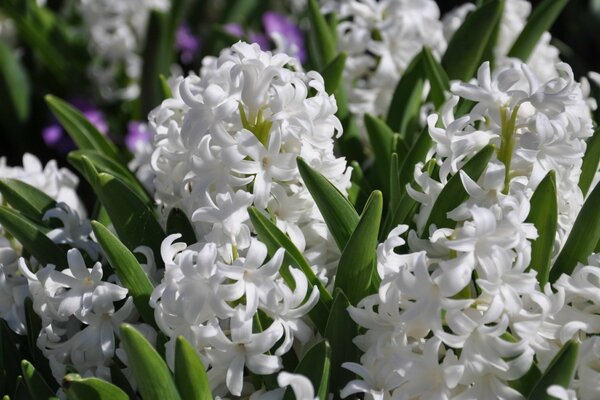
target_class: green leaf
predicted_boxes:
[510,363,542,398]
[527,339,579,400]
[324,289,358,399]
[442,0,505,81]
[68,150,151,206]
[0,179,56,225]
[21,360,54,400]
[422,46,450,109]
[284,340,331,400]
[248,207,331,333]
[110,362,136,399]
[1,321,22,396]
[525,171,557,287]
[386,52,425,136]
[365,113,395,194]
[508,0,568,61]
[422,145,495,235]
[322,52,347,95]
[334,191,382,305]
[63,374,128,400]
[307,0,337,70]
[166,208,197,246]
[91,221,156,326]
[120,323,182,400]
[0,206,67,267]
[45,95,118,160]
[174,336,212,400]
[297,158,359,250]
[550,177,600,282]
[0,41,30,122]
[348,160,371,212]
[579,128,600,197]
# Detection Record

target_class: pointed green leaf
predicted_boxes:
[284,340,331,400]
[166,208,197,245]
[508,0,568,61]
[579,128,600,197]
[174,336,212,400]
[0,41,30,122]
[45,95,118,160]
[0,206,66,267]
[63,374,128,400]
[442,0,505,81]
[68,150,151,205]
[423,145,495,235]
[324,289,358,399]
[248,207,331,333]
[422,46,450,109]
[526,171,557,287]
[389,153,401,209]
[307,0,337,69]
[365,113,395,193]
[510,363,541,398]
[84,168,165,263]
[334,191,382,305]
[91,221,156,326]
[21,360,54,400]
[550,177,600,282]
[120,323,182,400]
[322,52,347,95]
[0,179,56,225]
[386,52,425,135]
[297,157,359,250]
[348,161,371,212]
[159,74,173,99]
[527,339,579,400]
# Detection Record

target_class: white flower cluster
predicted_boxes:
[330,0,446,118]
[0,155,85,335]
[78,0,170,100]
[148,41,350,396]
[343,59,599,398]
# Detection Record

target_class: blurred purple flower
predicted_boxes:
[176,24,201,64]
[43,98,108,154]
[224,23,244,38]
[223,23,270,52]
[262,11,306,63]
[125,121,152,153]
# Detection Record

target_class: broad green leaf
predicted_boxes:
[442,0,504,81]
[0,179,56,225]
[45,95,118,160]
[526,171,557,287]
[324,289,358,399]
[0,206,66,267]
[307,0,337,70]
[365,113,395,194]
[174,336,212,400]
[386,52,425,136]
[550,178,600,282]
[248,207,331,333]
[120,323,182,400]
[284,340,331,400]
[297,158,359,250]
[63,374,128,400]
[166,208,197,245]
[508,0,568,61]
[68,150,151,205]
[80,163,165,264]
[510,363,542,398]
[579,128,600,197]
[422,47,450,109]
[92,221,156,326]
[21,360,54,400]
[422,145,495,236]
[335,191,382,305]
[527,339,579,400]
[0,41,30,122]
[322,52,347,95]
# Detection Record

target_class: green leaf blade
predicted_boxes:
[0,179,56,225]
[174,336,212,400]
[21,360,54,400]
[63,374,128,400]
[527,339,579,400]
[284,340,331,400]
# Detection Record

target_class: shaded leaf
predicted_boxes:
[422,46,450,109]
[0,179,56,225]
[386,52,425,135]
[284,340,331,400]
[0,41,30,122]
[307,0,337,70]
[63,374,128,400]
[579,128,600,197]
[166,208,197,246]
[527,339,579,400]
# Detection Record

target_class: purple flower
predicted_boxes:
[43,98,108,154]
[262,11,306,63]
[223,24,269,52]
[125,121,152,153]
[176,24,201,64]
[224,23,244,38]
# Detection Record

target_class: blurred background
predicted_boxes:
[1,0,600,167]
